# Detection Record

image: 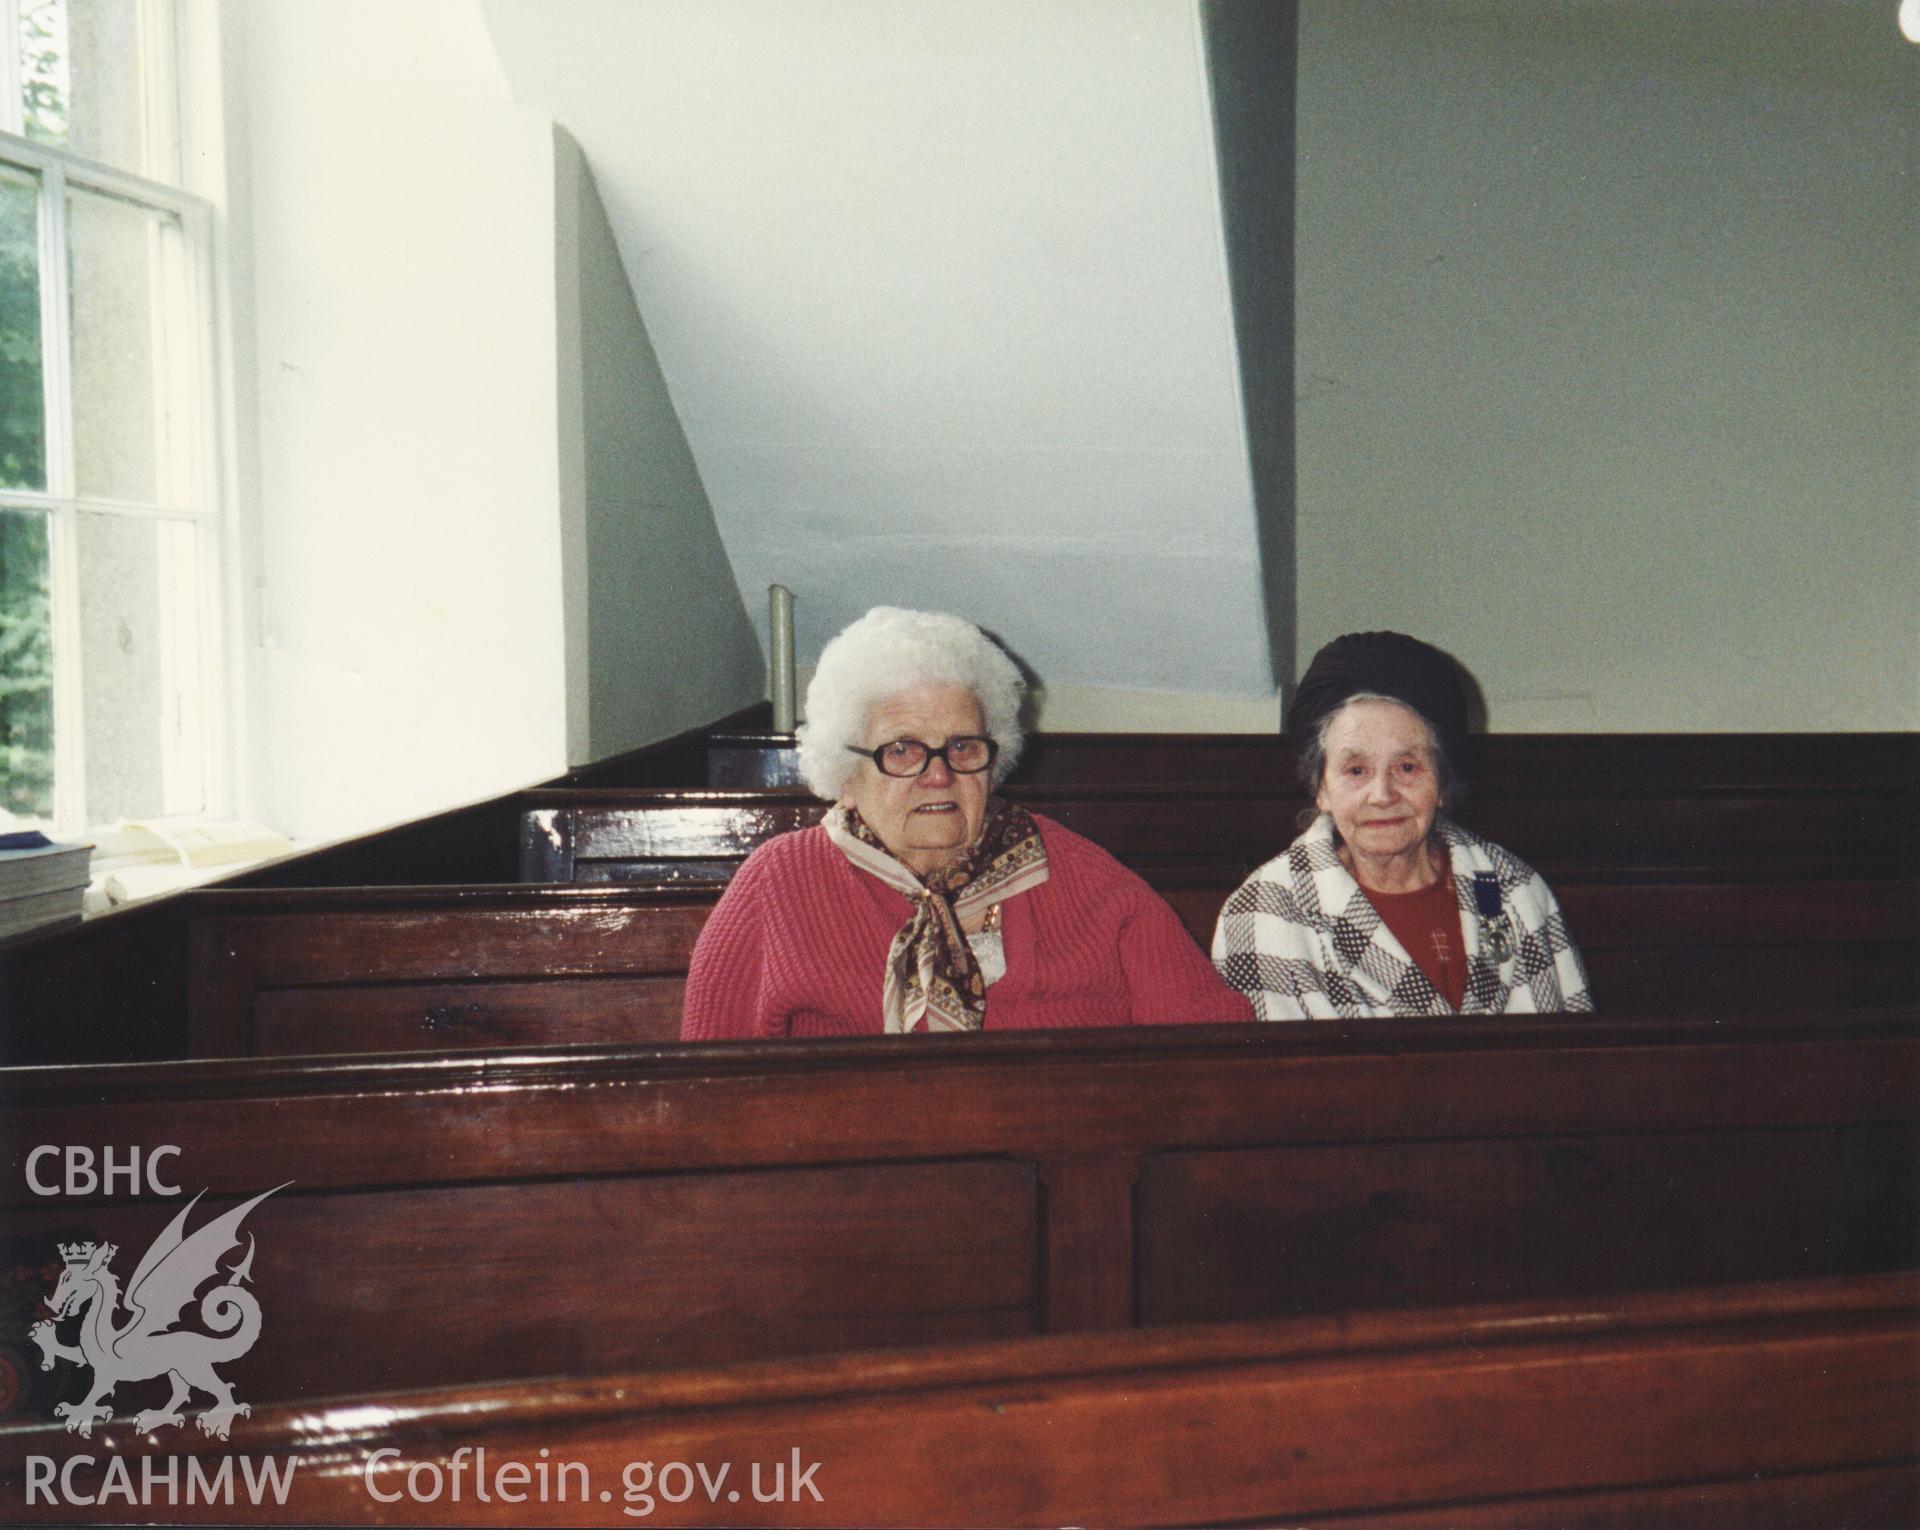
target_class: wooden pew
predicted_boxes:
[702,726,1920,796]
[1558,869,1915,1010]
[0,706,757,1065]
[4,1011,1914,1417]
[186,884,714,1056]
[7,729,1910,1068]
[181,863,1914,1059]
[1012,726,1920,795]
[518,780,1914,883]
[3,1273,1913,1526]
[0,893,191,1066]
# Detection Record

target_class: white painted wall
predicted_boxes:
[210,0,1914,805]
[479,0,1276,703]
[553,129,766,764]
[795,667,1284,734]
[1296,1,1919,730]
[219,0,570,839]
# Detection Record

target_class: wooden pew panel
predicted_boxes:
[251,976,686,1054]
[6,1016,1915,1423]
[188,893,715,1056]
[1136,1126,1920,1324]
[7,1158,1040,1406]
[1587,941,1916,1010]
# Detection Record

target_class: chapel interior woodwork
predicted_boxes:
[1,710,1914,1526]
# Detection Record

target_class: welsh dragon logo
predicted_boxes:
[28,1186,283,1439]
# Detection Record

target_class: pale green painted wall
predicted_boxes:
[554,130,765,764]
[1296,2,1917,730]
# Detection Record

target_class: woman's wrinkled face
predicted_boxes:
[842,683,992,878]
[1315,698,1443,866]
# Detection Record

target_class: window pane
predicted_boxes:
[69,186,187,503]
[0,168,46,492]
[17,0,69,146]
[19,1,148,176]
[79,510,203,822]
[66,0,146,173]
[0,508,55,824]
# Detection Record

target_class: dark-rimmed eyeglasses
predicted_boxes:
[845,736,998,778]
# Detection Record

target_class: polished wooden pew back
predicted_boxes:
[183,866,1914,1058]
[6,1012,1915,1415]
[4,1274,1912,1526]
[187,884,713,1056]
[518,775,1916,884]
[704,726,1920,795]
[6,730,1910,1067]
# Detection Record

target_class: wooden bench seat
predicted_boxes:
[4,1011,1914,1417]
[182,868,1914,1058]
[3,1272,1912,1526]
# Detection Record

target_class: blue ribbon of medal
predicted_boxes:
[1472,872,1516,963]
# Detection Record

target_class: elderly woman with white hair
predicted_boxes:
[1214,631,1592,1020]
[683,606,1251,1038]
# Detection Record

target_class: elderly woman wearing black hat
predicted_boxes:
[1213,632,1592,1019]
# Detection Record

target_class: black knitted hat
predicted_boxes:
[1289,631,1471,776]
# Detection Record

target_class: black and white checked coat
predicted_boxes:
[1211,814,1594,1020]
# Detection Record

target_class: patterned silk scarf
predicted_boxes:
[822,797,1050,1033]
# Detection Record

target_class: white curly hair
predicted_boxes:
[796,606,1026,801]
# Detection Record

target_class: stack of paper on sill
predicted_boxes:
[0,833,93,940]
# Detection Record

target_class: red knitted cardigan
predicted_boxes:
[681,814,1252,1038]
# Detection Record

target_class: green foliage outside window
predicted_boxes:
[1,176,46,492]
[2,0,60,820]
[20,0,70,145]
[0,511,53,821]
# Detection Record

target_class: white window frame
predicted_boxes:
[0,0,227,835]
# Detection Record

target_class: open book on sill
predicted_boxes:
[84,819,298,910]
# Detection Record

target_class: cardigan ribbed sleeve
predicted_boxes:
[680,817,1250,1038]
[1109,874,1255,1024]
[679,841,779,1040]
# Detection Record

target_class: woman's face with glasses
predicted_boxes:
[842,683,992,878]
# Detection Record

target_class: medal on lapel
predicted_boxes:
[1472,872,1516,963]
